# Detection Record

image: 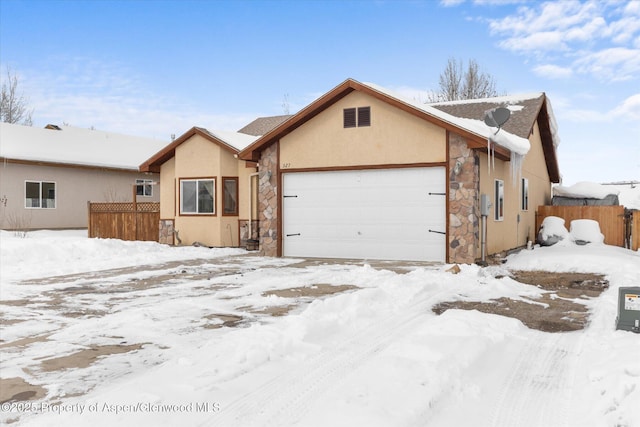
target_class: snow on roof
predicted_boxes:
[554,181,620,199]
[0,122,169,170]
[428,93,544,106]
[200,128,258,151]
[362,82,532,155]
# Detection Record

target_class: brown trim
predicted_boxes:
[276,141,283,257]
[221,176,239,216]
[245,161,258,168]
[139,127,242,173]
[279,162,448,174]
[445,130,450,264]
[238,79,512,162]
[178,176,217,216]
[0,157,145,174]
[173,178,176,218]
[536,98,561,183]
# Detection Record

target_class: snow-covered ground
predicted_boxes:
[1,230,639,427]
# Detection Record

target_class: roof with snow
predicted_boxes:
[238,115,293,136]
[0,122,168,171]
[139,126,259,173]
[238,78,560,182]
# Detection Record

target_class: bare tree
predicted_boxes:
[428,58,500,102]
[1,66,34,125]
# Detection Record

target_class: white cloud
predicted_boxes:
[482,1,640,81]
[20,56,255,139]
[533,64,574,79]
[498,31,569,53]
[558,93,640,123]
[574,47,640,81]
[611,93,640,120]
[440,0,465,6]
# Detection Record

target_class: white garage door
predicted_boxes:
[282,167,446,261]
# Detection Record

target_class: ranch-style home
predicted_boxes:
[0,123,166,230]
[239,78,561,264]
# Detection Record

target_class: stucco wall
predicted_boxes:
[0,161,158,230]
[159,157,175,220]
[480,120,552,255]
[173,135,222,246]
[160,134,256,247]
[280,91,446,169]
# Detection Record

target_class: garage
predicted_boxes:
[282,167,446,261]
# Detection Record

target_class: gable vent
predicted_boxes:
[343,108,356,128]
[358,106,371,127]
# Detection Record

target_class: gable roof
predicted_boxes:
[238,78,560,182]
[430,94,560,182]
[238,115,293,136]
[0,122,168,171]
[139,126,258,173]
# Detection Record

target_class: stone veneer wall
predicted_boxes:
[448,133,479,264]
[158,219,175,245]
[258,143,279,256]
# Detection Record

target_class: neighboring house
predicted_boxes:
[0,123,167,230]
[139,126,261,247]
[239,78,560,263]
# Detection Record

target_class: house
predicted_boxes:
[239,78,561,263]
[139,126,262,247]
[0,123,167,230]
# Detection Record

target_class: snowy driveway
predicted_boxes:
[1,231,639,426]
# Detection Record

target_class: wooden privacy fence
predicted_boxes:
[536,205,626,247]
[632,210,640,251]
[88,201,160,242]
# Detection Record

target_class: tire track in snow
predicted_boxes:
[488,332,580,427]
[206,285,447,427]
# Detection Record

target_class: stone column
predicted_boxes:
[258,143,279,257]
[448,133,479,264]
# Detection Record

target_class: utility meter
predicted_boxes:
[616,287,640,333]
[480,194,492,217]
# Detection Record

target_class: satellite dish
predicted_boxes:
[483,107,511,129]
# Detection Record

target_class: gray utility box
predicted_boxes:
[616,287,640,333]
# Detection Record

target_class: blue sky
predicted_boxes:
[1,0,638,184]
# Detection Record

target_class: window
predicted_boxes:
[25,181,56,209]
[136,179,153,197]
[222,177,239,216]
[521,178,529,211]
[180,178,215,214]
[494,179,504,221]
[343,106,371,128]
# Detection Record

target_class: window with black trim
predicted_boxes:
[222,177,238,216]
[136,179,153,197]
[494,179,504,221]
[180,178,215,214]
[343,106,371,128]
[521,178,529,211]
[25,181,56,209]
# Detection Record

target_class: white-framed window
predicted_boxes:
[136,179,153,197]
[25,181,56,209]
[494,179,504,221]
[521,178,529,211]
[180,178,215,215]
